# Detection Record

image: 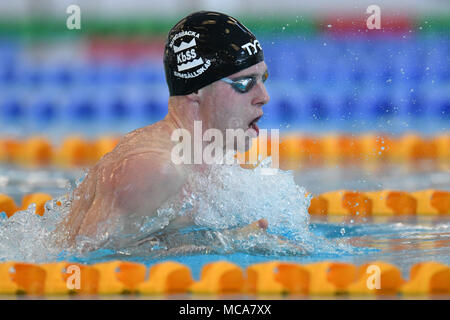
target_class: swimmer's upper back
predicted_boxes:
[64,119,187,241]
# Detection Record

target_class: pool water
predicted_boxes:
[63,216,447,280]
[0,163,448,281]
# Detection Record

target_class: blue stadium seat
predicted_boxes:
[1,98,24,120]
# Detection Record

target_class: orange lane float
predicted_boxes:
[0,133,448,168]
[54,136,93,167]
[272,262,310,295]
[347,261,405,295]
[2,189,448,218]
[303,262,357,295]
[359,133,392,162]
[0,262,46,295]
[390,133,437,163]
[0,261,448,296]
[297,135,323,166]
[0,138,23,164]
[17,136,53,167]
[365,190,417,216]
[41,262,78,295]
[279,135,303,170]
[91,136,120,162]
[308,195,328,215]
[321,134,362,165]
[0,194,18,218]
[245,261,287,294]
[411,189,450,215]
[60,263,100,295]
[94,261,147,294]
[138,261,194,294]
[401,262,450,295]
[319,190,372,216]
[21,193,52,216]
[41,262,100,295]
[245,261,310,295]
[308,189,449,216]
[433,133,449,164]
[190,261,245,294]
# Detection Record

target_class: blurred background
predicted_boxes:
[0,0,448,202]
[0,0,448,138]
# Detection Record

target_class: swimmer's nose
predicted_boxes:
[252,82,270,107]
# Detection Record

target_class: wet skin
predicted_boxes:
[59,62,270,248]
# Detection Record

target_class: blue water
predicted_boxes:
[66,216,450,280]
[1,164,448,280]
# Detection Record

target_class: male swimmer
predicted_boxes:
[59,11,273,251]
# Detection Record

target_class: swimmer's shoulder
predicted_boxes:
[116,120,188,188]
[111,120,178,157]
[112,151,187,215]
[95,119,184,179]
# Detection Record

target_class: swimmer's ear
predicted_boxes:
[185,90,200,103]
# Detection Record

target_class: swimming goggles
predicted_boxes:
[220,70,268,93]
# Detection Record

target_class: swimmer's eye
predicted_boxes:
[221,70,268,94]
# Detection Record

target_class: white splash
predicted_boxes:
[0,157,354,262]
[0,194,72,262]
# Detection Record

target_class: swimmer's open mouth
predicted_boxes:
[249,115,262,136]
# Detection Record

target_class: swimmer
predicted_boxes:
[58,11,273,250]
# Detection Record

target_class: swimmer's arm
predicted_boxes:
[113,154,186,217]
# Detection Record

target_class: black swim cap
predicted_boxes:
[164,11,264,96]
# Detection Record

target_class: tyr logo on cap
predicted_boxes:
[241,40,262,56]
[169,30,211,79]
[164,11,265,96]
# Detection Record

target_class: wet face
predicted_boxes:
[199,61,270,152]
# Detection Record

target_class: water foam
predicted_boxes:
[0,194,72,262]
[0,157,355,262]
[94,157,355,257]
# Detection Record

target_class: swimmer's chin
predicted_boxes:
[230,136,256,153]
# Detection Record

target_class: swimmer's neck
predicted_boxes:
[164,96,234,171]
[165,96,213,133]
